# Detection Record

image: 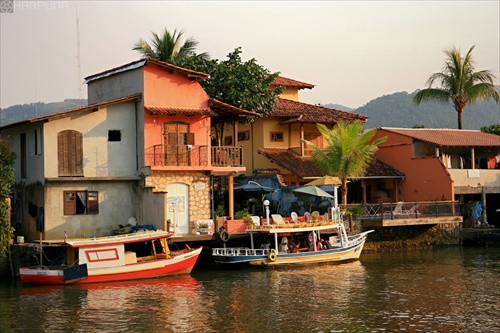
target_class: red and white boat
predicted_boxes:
[19,230,202,285]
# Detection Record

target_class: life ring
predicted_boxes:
[268,250,277,262]
[220,230,230,242]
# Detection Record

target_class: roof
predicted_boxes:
[145,99,259,124]
[209,99,261,124]
[271,76,315,90]
[379,128,500,147]
[0,94,142,129]
[257,148,405,179]
[145,106,217,117]
[84,58,209,84]
[271,98,368,124]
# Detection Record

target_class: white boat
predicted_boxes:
[20,230,202,285]
[212,212,373,266]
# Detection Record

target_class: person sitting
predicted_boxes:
[319,238,334,250]
[289,238,300,253]
[280,236,289,253]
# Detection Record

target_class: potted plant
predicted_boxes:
[198,221,209,234]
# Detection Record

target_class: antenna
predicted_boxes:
[76,4,82,107]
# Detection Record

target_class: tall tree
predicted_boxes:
[176,47,284,145]
[0,140,15,256]
[303,121,387,204]
[413,45,499,129]
[133,28,209,63]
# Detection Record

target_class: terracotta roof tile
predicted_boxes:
[145,106,216,117]
[1,94,142,129]
[272,98,368,124]
[257,148,404,179]
[380,128,500,147]
[271,76,315,89]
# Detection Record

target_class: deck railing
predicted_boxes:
[342,201,461,220]
[145,145,243,167]
[211,146,243,167]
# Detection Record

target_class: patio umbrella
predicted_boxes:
[293,185,334,198]
[305,176,343,186]
[233,182,274,193]
[234,181,275,215]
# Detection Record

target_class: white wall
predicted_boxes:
[44,101,138,178]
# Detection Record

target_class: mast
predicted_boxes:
[76,5,82,107]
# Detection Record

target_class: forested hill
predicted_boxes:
[1,90,499,130]
[0,99,87,126]
[328,89,499,130]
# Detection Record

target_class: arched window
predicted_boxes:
[58,130,83,176]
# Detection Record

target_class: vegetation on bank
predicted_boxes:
[0,140,15,256]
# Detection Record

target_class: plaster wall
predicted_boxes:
[87,69,144,104]
[44,101,138,178]
[0,122,45,183]
[374,130,454,201]
[44,180,137,239]
[278,87,299,101]
[143,65,209,109]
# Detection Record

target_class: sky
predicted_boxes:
[1,1,499,110]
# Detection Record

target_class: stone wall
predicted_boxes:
[144,171,211,225]
[359,219,462,251]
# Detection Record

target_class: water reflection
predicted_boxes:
[1,248,499,332]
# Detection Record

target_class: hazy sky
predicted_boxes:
[1,1,499,110]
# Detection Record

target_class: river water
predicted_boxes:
[0,247,499,333]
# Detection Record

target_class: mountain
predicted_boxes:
[0,99,87,126]
[352,89,500,130]
[1,90,499,130]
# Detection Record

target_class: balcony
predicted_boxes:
[145,145,243,168]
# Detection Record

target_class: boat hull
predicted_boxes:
[20,247,202,285]
[212,229,372,267]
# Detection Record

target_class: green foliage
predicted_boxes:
[177,47,284,117]
[133,27,209,63]
[234,208,250,220]
[214,203,226,218]
[480,123,500,136]
[303,121,387,204]
[0,140,15,256]
[413,45,500,129]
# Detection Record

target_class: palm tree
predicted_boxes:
[303,121,387,205]
[413,45,499,129]
[133,28,209,63]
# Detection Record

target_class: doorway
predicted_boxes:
[166,183,189,234]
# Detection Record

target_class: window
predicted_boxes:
[238,131,250,141]
[108,130,121,142]
[304,132,323,155]
[20,133,26,179]
[34,129,42,155]
[270,132,284,142]
[58,130,83,176]
[64,190,99,215]
[224,136,233,146]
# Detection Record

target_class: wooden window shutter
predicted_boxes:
[63,191,76,215]
[186,133,195,145]
[58,130,83,176]
[87,191,99,214]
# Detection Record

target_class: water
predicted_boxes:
[1,247,499,333]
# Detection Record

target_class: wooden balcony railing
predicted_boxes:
[145,145,243,167]
[211,146,243,167]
